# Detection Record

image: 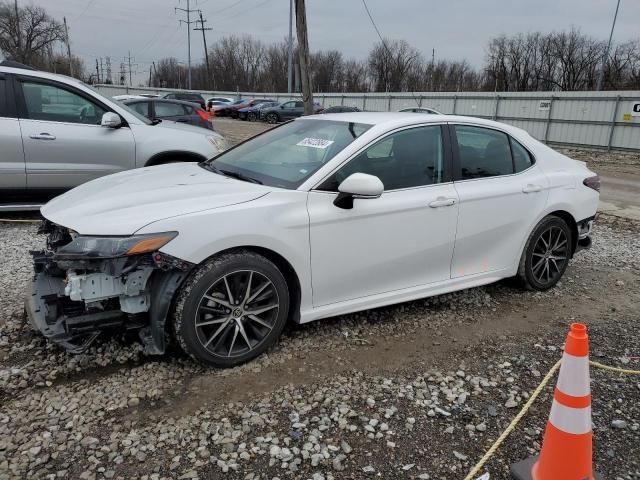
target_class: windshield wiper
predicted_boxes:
[151,118,162,125]
[199,163,263,184]
[219,169,263,184]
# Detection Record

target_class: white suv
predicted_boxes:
[0,62,227,210]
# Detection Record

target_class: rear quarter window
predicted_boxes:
[510,137,535,172]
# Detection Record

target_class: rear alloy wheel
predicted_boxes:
[247,112,257,122]
[173,252,289,367]
[265,112,279,124]
[517,216,572,291]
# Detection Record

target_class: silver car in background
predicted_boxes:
[0,62,227,210]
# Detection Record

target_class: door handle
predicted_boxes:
[29,133,56,140]
[522,184,542,193]
[428,197,456,208]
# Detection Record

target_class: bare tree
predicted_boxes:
[368,39,421,92]
[0,2,64,65]
[311,49,343,92]
[151,30,639,94]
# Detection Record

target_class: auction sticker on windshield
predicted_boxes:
[297,138,335,149]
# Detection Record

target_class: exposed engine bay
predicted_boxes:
[25,221,193,353]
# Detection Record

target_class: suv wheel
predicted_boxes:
[265,112,279,124]
[172,251,290,367]
[517,216,572,291]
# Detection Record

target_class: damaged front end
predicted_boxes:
[25,221,194,354]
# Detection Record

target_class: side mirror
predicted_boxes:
[334,173,384,209]
[101,112,122,128]
[280,105,284,109]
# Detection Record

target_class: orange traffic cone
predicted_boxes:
[511,323,602,480]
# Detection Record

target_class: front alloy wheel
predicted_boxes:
[265,113,279,124]
[517,216,571,290]
[173,251,289,367]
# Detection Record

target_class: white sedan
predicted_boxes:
[27,113,599,366]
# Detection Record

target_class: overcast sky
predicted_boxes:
[38,0,640,86]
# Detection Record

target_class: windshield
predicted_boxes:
[207,119,372,189]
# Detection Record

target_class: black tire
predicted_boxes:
[247,112,257,122]
[265,112,279,124]
[516,215,572,291]
[172,251,290,367]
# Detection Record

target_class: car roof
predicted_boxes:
[302,111,525,135]
[0,64,85,86]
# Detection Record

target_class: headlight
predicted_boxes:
[207,135,227,152]
[56,232,178,259]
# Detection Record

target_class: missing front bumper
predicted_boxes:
[26,224,194,354]
[25,271,131,353]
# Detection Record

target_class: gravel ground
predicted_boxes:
[1,215,638,480]
[1,126,639,479]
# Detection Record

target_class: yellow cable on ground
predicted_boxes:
[463,360,562,480]
[464,359,640,480]
[0,219,40,223]
[590,360,640,375]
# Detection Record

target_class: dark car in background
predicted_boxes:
[124,98,213,130]
[320,106,361,114]
[237,101,280,121]
[162,92,206,110]
[261,100,324,124]
[227,98,275,119]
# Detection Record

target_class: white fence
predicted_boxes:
[97,85,640,151]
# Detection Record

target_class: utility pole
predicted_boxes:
[63,17,74,77]
[295,0,313,114]
[430,48,435,91]
[106,56,112,84]
[123,51,137,86]
[194,11,213,89]
[175,0,198,89]
[100,57,104,82]
[287,0,294,94]
[597,0,621,91]
[95,59,100,84]
[148,65,152,87]
[14,0,21,61]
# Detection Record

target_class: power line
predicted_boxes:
[72,0,97,22]
[360,0,420,105]
[360,0,386,48]
[205,0,244,17]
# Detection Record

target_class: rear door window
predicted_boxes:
[454,125,513,179]
[155,102,187,117]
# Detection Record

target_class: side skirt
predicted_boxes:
[298,268,512,324]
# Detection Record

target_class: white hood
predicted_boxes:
[41,163,270,235]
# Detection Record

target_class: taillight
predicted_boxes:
[196,109,209,122]
[583,175,600,192]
